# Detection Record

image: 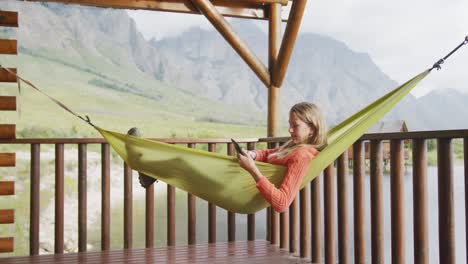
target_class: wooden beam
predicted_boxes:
[18,0,291,21]
[0,96,16,111]
[268,3,281,137]
[0,237,14,253]
[0,153,15,167]
[0,68,17,83]
[0,40,17,55]
[0,209,14,224]
[272,0,307,87]
[190,0,271,87]
[0,181,14,195]
[0,11,18,27]
[0,125,15,139]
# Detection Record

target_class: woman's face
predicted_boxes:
[288,112,313,144]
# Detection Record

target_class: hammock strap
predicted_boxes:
[0,67,97,128]
[431,36,468,71]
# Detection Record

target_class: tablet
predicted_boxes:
[231,138,246,156]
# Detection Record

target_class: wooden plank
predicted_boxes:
[0,68,17,83]
[0,181,14,195]
[0,209,14,224]
[18,0,291,21]
[0,124,15,139]
[0,241,311,263]
[0,153,15,167]
[0,96,16,111]
[0,40,17,54]
[0,237,13,253]
[0,11,18,27]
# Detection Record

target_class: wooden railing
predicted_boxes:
[1,129,468,263]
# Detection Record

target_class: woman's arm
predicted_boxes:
[255,154,311,212]
[253,147,280,162]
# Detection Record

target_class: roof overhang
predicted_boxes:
[18,0,293,21]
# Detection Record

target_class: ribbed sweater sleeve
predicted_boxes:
[255,152,312,212]
[253,147,279,162]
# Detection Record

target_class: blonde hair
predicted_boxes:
[272,102,328,159]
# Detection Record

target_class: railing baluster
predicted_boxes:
[280,212,287,249]
[101,143,110,251]
[55,143,64,254]
[167,184,176,246]
[390,139,405,263]
[78,143,87,252]
[208,143,217,243]
[30,143,40,255]
[146,184,154,248]
[227,143,236,242]
[299,185,309,258]
[338,151,349,264]
[353,141,366,264]
[324,164,335,263]
[123,162,132,249]
[246,142,256,241]
[311,176,322,263]
[437,138,455,263]
[465,138,468,264]
[187,143,197,245]
[269,142,279,245]
[413,139,428,264]
[370,140,384,263]
[289,197,298,254]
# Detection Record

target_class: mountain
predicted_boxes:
[0,1,465,133]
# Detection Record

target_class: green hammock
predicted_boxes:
[96,70,430,214]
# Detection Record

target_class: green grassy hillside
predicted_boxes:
[1,50,286,139]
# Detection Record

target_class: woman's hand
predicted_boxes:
[246,150,257,160]
[237,153,263,182]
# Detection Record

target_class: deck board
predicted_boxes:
[0,240,312,263]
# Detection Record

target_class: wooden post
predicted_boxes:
[324,165,335,263]
[413,139,428,264]
[187,143,197,245]
[273,0,307,87]
[190,0,271,87]
[370,140,384,263]
[353,141,366,264]
[390,140,405,263]
[438,138,455,263]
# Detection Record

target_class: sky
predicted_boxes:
[128,0,468,97]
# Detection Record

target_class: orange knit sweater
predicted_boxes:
[254,146,318,213]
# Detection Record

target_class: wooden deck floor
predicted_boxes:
[0,240,312,263]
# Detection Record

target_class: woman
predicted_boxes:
[237,102,327,213]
